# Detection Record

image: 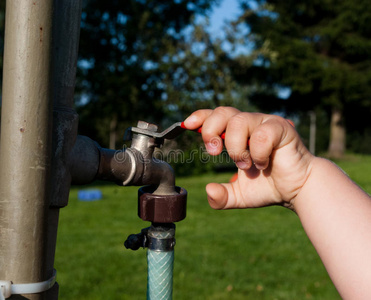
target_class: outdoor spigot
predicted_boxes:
[122,121,188,219]
[114,120,179,195]
[72,120,229,187]
[128,121,163,158]
[123,121,188,300]
[124,120,187,259]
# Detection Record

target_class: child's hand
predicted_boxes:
[185,107,371,298]
[183,107,315,211]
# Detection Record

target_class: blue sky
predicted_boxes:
[208,0,291,99]
[203,0,252,57]
[209,0,241,36]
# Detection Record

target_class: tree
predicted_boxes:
[76,0,218,148]
[161,23,252,120]
[154,22,255,175]
[229,0,371,157]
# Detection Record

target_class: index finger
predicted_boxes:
[183,109,213,130]
[184,107,241,155]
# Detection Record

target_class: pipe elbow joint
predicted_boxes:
[143,157,177,195]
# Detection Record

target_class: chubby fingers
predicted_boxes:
[224,113,295,170]
[224,112,262,169]
[184,109,296,170]
[184,107,240,155]
[248,116,295,170]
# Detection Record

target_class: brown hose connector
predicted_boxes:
[138,186,187,223]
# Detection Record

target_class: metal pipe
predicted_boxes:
[51,0,83,109]
[47,1,83,299]
[95,147,134,185]
[69,135,101,185]
[91,145,177,195]
[69,118,177,193]
[0,1,54,299]
[49,0,82,206]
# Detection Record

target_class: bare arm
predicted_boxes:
[184,107,371,299]
[295,158,371,299]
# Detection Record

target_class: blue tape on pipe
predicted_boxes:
[78,189,102,201]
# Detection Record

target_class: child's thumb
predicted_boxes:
[206,183,231,209]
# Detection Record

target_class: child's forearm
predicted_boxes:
[294,157,371,299]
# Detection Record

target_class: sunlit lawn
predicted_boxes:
[55,154,371,299]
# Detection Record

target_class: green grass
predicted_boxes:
[55,154,371,299]
[333,154,371,193]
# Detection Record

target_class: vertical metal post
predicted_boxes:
[0,1,54,299]
[46,1,83,298]
[49,0,83,209]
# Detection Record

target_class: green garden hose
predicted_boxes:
[146,224,176,300]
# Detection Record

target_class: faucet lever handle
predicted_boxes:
[124,122,186,141]
[124,121,228,142]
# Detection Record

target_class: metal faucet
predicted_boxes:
[123,120,178,195]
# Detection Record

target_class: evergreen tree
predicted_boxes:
[229,0,371,157]
[161,23,251,120]
[76,0,217,148]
